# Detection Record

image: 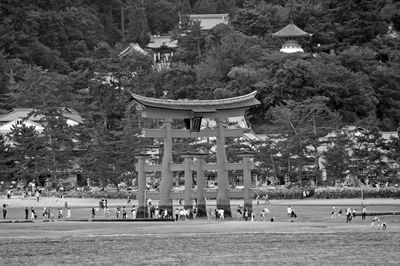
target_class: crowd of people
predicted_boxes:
[0,195,392,229]
[1,201,71,221]
[330,206,363,223]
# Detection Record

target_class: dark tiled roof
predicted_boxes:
[130,91,260,113]
[118,43,148,58]
[0,108,82,123]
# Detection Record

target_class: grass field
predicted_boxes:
[1,197,400,265]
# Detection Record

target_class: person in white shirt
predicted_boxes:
[287,205,292,220]
[219,209,224,220]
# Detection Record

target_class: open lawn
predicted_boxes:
[1,197,400,265]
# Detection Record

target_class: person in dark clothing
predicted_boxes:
[25,207,29,219]
[122,207,127,220]
[362,206,367,220]
[2,204,7,219]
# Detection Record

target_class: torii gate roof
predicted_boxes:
[129,91,260,119]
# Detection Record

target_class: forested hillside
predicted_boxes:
[1,0,400,187]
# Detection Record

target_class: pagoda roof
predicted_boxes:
[129,91,260,119]
[118,43,148,58]
[272,23,310,38]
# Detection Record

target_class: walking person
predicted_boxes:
[219,209,225,221]
[260,210,265,221]
[115,207,120,219]
[175,208,179,221]
[122,207,127,220]
[31,207,36,219]
[244,208,249,221]
[290,209,297,222]
[362,206,367,220]
[66,208,71,219]
[35,190,40,202]
[91,207,96,219]
[331,207,336,219]
[237,206,242,220]
[207,208,212,220]
[352,209,357,219]
[346,208,352,223]
[264,193,270,204]
[2,204,7,219]
[131,206,136,219]
[287,205,292,221]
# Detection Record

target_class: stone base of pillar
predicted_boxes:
[217,201,232,217]
[136,206,147,218]
[196,204,207,217]
[244,202,253,213]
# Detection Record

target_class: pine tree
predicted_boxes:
[6,124,47,185]
[126,0,150,46]
[323,132,351,185]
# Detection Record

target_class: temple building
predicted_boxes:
[147,35,178,71]
[272,23,311,53]
[189,14,229,30]
[118,43,148,58]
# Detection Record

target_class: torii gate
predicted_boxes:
[130,91,260,218]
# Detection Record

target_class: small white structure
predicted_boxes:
[272,23,311,53]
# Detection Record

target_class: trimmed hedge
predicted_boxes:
[40,186,400,200]
[252,186,400,200]
[41,189,135,199]
[252,187,306,199]
[314,186,400,199]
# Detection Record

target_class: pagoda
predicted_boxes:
[272,23,311,53]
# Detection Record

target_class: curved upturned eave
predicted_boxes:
[272,23,310,38]
[129,91,260,113]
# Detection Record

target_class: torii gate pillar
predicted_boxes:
[239,153,255,212]
[159,119,173,215]
[135,154,149,218]
[181,154,193,211]
[216,117,230,216]
[194,154,207,217]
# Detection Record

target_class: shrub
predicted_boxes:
[252,186,305,200]
[41,189,136,199]
[313,186,400,199]
[251,186,400,199]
